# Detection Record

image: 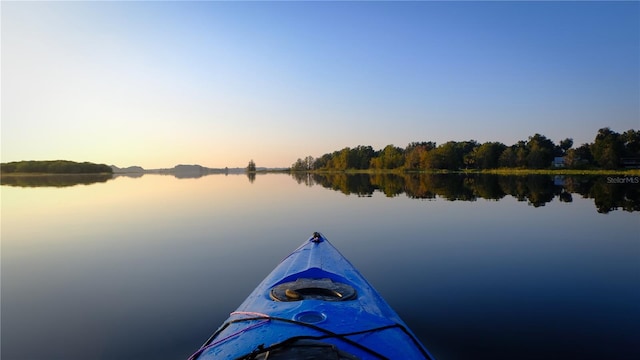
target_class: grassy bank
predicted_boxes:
[287,168,640,176]
[470,168,640,176]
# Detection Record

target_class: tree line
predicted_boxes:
[1,160,113,174]
[291,128,640,171]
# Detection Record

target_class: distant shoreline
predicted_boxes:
[0,172,113,177]
[4,169,637,176]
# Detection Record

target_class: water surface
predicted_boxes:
[2,173,638,359]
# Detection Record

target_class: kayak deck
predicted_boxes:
[189,233,435,359]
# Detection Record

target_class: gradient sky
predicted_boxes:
[2,1,639,168]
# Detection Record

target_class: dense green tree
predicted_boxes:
[332,148,352,170]
[406,141,436,152]
[313,154,332,170]
[498,147,517,167]
[309,146,375,171]
[426,141,478,170]
[371,145,404,169]
[305,156,316,170]
[425,142,462,170]
[472,142,507,169]
[247,159,256,172]
[514,141,529,167]
[591,128,624,169]
[457,140,479,169]
[526,134,555,169]
[559,138,573,155]
[351,145,376,169]
[422,147,444,169]
[565,143,594,168]
[622,129,640,157]
[291,158,306,171]
[564,148,580,168]
[404,142,435,170]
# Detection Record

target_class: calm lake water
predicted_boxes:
[2,173,639,360]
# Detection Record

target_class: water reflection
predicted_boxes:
[2,173,637,360]
[290,173,640,213]
[2,172,637,213]
[0,174,114,187]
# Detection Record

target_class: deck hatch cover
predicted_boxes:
[270,278,357,302]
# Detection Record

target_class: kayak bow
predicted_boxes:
[189,232,435,359]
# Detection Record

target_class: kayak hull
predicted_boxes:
[190,233,434,359]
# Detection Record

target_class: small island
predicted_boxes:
[1,160,113,174]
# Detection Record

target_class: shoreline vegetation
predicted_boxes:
[2,168,639,177]
[291,128,640,173]
[2,128,639,177]
[3,167,638,177]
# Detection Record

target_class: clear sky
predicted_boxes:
[2,1,638,169]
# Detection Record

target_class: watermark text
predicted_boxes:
[606,176,639,184]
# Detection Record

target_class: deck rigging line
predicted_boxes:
[189,313,433,360]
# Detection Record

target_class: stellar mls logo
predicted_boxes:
[606,176,640,184]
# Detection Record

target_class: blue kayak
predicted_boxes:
[189,232,435,359]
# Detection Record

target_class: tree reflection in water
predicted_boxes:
[290,173,639,213]
[0,174,114,188]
